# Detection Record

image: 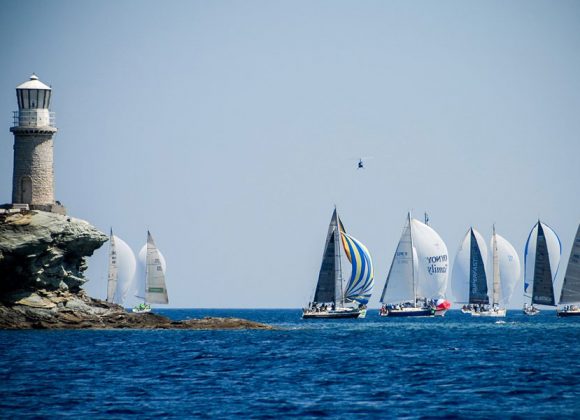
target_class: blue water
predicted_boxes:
[1,310,579,418]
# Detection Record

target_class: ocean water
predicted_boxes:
[1,309,579,418]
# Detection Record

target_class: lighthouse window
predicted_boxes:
[30,90,38,108]
[18,90,23,108]
[22,90,29,109]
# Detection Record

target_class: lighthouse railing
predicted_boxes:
[12,110,55,128]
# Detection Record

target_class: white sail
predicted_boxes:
[524,221,561,299]
[411,218,449,299]
[495,233,521,306]
[450,228,488,304]
[381,215,417,303]
[135,236,168,303]
[491,227,501,306]
[145,232,168,304]
[107,233,118,302]
[107,233,137,305]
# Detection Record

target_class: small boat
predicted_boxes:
[106,228,137,307]
[132,231,168,313]
[557,224,580,317]
[523,221,561,316]
[303,208,374,319]
[379,213,449,318]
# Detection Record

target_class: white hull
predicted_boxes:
[471,308,506,317]
[132,308,151,313]
[523,309,540,316]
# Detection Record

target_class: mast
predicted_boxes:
[335,209,344,306]
[409,212,417,306]
[492,225,500,306]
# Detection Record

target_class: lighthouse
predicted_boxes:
[9,74,65,214]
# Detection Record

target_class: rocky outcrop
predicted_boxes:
[0,210,274,330]
[0,289,274,330]
[0,210,107,293]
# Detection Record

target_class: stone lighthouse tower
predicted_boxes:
[9,74,65,214]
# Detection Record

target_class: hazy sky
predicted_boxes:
[1,0,579,308]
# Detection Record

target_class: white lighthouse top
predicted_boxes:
[17,74,51,90]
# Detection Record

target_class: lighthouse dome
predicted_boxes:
[16,74,51,90]
[16,74,52,109]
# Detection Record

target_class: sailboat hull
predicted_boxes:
[380,307,435,317]
[302,309,361,319]
[471,308,506,317]
[557,309,580,318]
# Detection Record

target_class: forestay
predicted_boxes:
[559,224,580,304]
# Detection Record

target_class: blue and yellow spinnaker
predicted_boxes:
[342,232,374,305]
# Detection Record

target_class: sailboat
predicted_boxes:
[106,229,137,306]
[523,221,561,316]
[557,224,580,317]
[451,227,489,314]
[379,213,449,317]
[302,208,374,319]
[132,231,169,313]
[471,226,519,317]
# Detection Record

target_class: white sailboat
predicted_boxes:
[379,213,450,317]
[302,208,374,319]
[557,224,580,317]
[523,221,561,316]
[132,231,168,313]
[106,229,137,306]
[472,226,519,317]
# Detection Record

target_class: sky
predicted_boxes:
[1,0,579,308]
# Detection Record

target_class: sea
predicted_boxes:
[1,309,579,418]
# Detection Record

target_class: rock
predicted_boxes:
[0,290,275,330]
[0,210,275,331]
[0,210,107,293]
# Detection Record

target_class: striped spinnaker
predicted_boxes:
[342,232,374,304]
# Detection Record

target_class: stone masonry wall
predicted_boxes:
[12,134,54,205]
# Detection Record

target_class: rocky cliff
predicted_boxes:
[0,210,273,330]
[0,210,107,294]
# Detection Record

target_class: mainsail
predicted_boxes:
[381,214,416,303]
[313,209,342,303]
[450,228,488,304]
[145,231,169,304]
[381,214,448,304]
[559,224,580,305]
[342,232,374,305]
[524,221,561,304]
